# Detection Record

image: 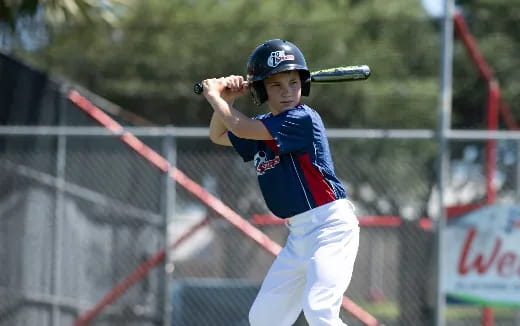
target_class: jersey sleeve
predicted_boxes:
[228,131,257,162]
[261,107,311,154]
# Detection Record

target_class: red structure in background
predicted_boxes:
[453,9,518,326]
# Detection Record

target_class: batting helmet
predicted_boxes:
[247,39,311,105]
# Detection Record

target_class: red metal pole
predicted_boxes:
[453,12,493,83]
[453,11,505,326]
[485,83,500,205]
[342,297,380,326]
[481,82,500,326]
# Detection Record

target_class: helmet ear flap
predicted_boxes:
[250,81,268,106]
[300,71,311,96]
[301,81,311,96]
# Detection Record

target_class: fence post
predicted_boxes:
[162,128,177,326]
[435,1,455,325]
[51,85,68,325]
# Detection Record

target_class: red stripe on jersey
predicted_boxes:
[296,153,336,206]
[263,140,279,155]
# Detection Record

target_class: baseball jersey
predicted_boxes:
[228,104,347,218]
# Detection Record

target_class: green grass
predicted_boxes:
[356,302,519,320]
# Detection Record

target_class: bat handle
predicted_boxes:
[194,82,204,95]
[193,81,249,95]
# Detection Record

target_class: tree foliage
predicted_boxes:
[0,0,131,26]
[11,0,442,128]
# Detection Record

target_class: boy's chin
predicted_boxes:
[280,102,297,109]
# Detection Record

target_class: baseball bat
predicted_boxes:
[193,65,370,95]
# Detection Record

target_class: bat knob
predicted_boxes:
[194,82,204,95]
[362,65,371,78]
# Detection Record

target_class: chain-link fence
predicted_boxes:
[2,91,520,326]
[0,131,168,326]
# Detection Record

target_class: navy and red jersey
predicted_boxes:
[228,104,347,218]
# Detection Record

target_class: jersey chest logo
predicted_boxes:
[254,151,280,175]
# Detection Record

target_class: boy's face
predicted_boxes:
[263,70,302,114]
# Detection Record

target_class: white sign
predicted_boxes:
[443,205,520,306]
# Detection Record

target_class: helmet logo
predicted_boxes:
[267,51,295,68]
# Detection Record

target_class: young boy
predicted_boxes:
[201,39,359,326]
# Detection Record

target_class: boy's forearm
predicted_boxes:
[207,95,249,135]
[209,111,228,140]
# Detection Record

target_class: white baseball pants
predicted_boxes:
[249,199,359,326]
